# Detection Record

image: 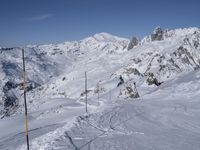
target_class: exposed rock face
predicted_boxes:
[173,46,199,69]
[151,26,164,41]
[1,81,19,117]
[127,37,140,50]
[146,73,162,86]
[1,79,39,117]
[118,80,139,99]
[125,68,142,76]
[117,75,124,87]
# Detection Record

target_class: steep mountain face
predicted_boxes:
[0,47,71,116]
[116,27,200,85]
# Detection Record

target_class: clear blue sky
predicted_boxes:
[0,0,200,47]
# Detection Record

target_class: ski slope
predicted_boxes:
[10,70,200,150]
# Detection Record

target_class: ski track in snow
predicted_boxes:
[18,82,200,150]
[24,75,200,150]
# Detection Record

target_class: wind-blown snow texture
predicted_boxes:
[0,28,200,150]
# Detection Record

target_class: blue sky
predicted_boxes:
[0,0,200,47]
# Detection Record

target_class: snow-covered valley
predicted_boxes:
[0,27,200,150]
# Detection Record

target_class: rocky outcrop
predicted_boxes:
[146,73,162,86]
[127,37,140,50]
[151,26,164,41]
[118,80,139,99]
[1,81,19,117]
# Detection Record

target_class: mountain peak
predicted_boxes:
[94,32,114,37]
[153,26,163,34]
[88,32,128,42]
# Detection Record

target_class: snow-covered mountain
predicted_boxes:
[0,32,129,117]
[1,27,200,150]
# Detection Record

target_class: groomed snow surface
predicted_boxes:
[1,70,200,150]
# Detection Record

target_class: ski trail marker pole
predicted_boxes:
[22,49,30,150]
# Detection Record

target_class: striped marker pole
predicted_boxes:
[22,49,30,150]
[85,72,88,113]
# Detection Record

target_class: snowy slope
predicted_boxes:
[0,33,129,117]
[17,70,200,150]
[0,27,200,150]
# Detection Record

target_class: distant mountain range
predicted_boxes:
[1,27,200,117]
